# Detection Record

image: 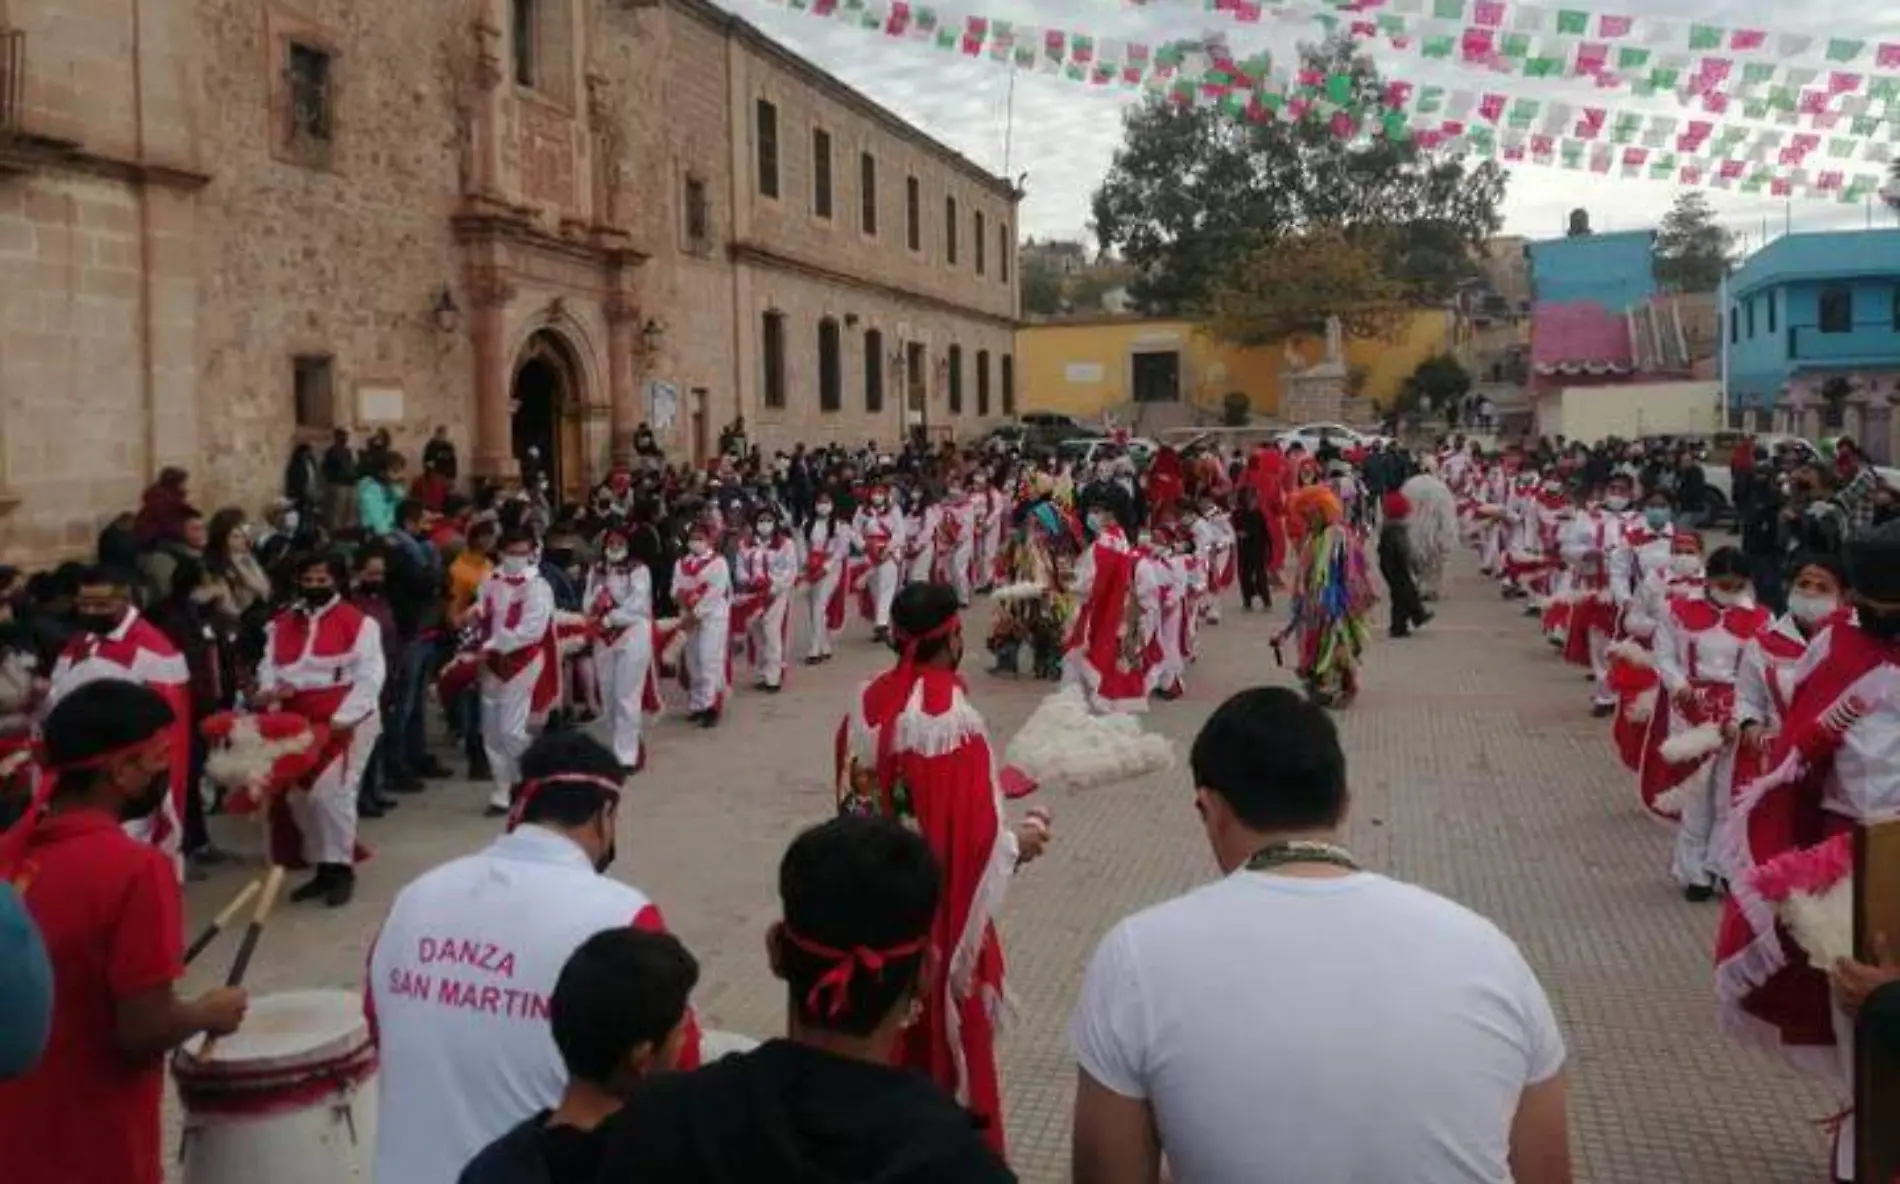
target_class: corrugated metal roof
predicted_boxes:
[1530,301,1634,373]
[1729,229,1900,301]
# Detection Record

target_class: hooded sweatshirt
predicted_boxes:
[598,1040,1014,1184]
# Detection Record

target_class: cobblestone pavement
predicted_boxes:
[173,551,1837,1183]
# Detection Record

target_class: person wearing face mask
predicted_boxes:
[251,551,385,907]
[670,520,733,727]
[0,680,250,1184]
[1604,530,1703,775]
[1562,475,1636,715]
[584,525,655,773]
[904,488,942,588]
[44,567,193,875]
[737,509,799,693]
[971,470,1008,593]
[850,484,906,643]
[1065,504,1164,715]
[1722,556,1846,811]
[1643,547,1769,898]
[1608,491,1677,643]
[834,585,1053,1160]
[935,481,978,607]
[803,495,853,665]
[368,731,703,1184]
[1717,522,1900,1182]
[472,529,559,814]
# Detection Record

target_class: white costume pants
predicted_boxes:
[869,560,899,629]
[1150,604,1185,693]
[975,535,999,590]
[907,549,934,586]
[685,618,729,713]
[594,632,652,768]
[1588,626,1615,708]
[480,662,540,810]
[807,569,841,659]
[1669,747,1733,889]
[288,720,378,865]
[750,595,791,687]
[949,543,975,605]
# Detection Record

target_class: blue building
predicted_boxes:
[1526,229,1659,309]
[1725,229,1900,456]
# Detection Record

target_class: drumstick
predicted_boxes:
[193,865,285,1061]
[182,879,262,967]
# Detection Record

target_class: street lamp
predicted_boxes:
[640,318,664,354]
[431,286,462,334]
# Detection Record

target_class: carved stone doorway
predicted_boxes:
[511,330,586,504]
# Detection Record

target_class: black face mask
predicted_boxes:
[75,612,121,635]
[120,771,170,823]
[300,587,337,610]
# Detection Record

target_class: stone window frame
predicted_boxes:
[904,174,922,255]
[975,348,991,417]
[267,8,342,171]
[817,317,843,413]
[864,327,885,413]
[944,192,958,266]
[998,220,1011,284]
[947,343,963,415]
[761,309,788,409]
[811,124,834,223]
[859,148,878,239]
[1001,353,1016,416]
[292,353,338,433]
[682,172,712,255]
[756,98,781,201]
[974,208,986,277]
[510,0,578,111]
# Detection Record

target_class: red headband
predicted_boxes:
[780,927,928,1021]
[504,773,624,832]
[0,732,173,881]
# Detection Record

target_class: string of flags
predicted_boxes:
[752,0,1890,202]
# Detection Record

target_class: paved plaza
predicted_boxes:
[175,552,1837,1183]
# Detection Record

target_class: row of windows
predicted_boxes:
[756,99,1012,283]
[1729,285,1895,344]
[759,312,1014,416]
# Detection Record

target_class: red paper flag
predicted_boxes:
[1829,71,1863,95]
[1330,111,1356,138]
[1441,119,1467,135]
[1770,178,1792,197]
[886,1,911,36]
[1384,81,1415,106]
[1800,90,1830,114]
[1792,133,1821,152]
[1575,43,1609,76]
[1680,166,1702,184]
[1730,30,1766,51]
[1719,159,1745,179]
[1701,91,1729,113]
[960,34,981,55]
[1478,93,1506,122]
[1819,170,1844,190]
[1598,14,1632,37]
[1234,1,1262,19]
[1460,27,1495,62]
[1473,0,1504,27]
[1589,153,1610,173]
[1879,43,1900,69]
[1531,134,1554,155]
[1504,144,1526,161]
[1698,57,1733,85]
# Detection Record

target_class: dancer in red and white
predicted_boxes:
[1716,522,1900,1182]
[1651,548,1769,897]
[255,551,385,907]
[905,490,941,587]
[936,482,977,606]
[802,493,852,665]
[45,565,192,870]
[1561,475,1636,716]
[583,523,654,772]
[1472,455,1513,577]
[671,520,732,728]
[1723,556,1844,807]
[741,508,798,692]
[1603,528,1703,775]
[1189,495,1236,625]
[474,528,557,815]
[1608,490,1679,636]
[1146,527,1189,703]
[972,468,1008,592]
[852,485,905,642]
[1063,509,1160,715]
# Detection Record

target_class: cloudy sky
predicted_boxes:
[726,0,1900,252]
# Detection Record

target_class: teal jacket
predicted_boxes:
[0,883,52,1077]
[357,476,401,536]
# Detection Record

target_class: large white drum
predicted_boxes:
[171,989,378,1184]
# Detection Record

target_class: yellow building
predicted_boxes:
[1014,311,1459,421]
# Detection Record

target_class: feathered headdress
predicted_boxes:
[1287,484,1344,526]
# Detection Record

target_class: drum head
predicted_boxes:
[189,989,368,1076]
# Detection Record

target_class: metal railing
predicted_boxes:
[0,29,22,137]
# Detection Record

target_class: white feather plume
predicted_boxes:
[1780,882,1855,969]
[1004,686,1174,792]
[1659,722,1726,766]
[203,716,316,791]
[1606,640,1653,668]
[1626,688,1658,724]
[655,617,687,667]
[1650,765,1702,817]
[991,581,1047,603]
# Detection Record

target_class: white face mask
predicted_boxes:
[1669,555,1703,577]
[281,510,300,533]
[757,521,776,537]
[815,503,833,517]
[501,555,533,576]
[1708,586,1752,608]
[688,540,711,557]
[1603,495,1629,511]
[1787,592,1839,626]
[872,496,887,509]
[605,547,629,564]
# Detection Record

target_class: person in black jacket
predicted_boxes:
[1377,493,1431,639]
[460,929,699,1184]
[1231,485,1272,611]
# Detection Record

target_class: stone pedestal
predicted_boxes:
[1281,369,1349,426]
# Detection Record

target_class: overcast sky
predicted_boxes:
[727,0,1900,254]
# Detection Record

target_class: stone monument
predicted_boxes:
[1281,315,1355,426]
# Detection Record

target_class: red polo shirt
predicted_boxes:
[0,810,183,1184]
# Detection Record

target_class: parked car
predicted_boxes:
[1018,412,1101,454]
[978,423,1026,456]
[1057,436,1159,471]
[1276,423,1391,453]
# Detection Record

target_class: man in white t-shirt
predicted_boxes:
[367,731,701,1184]
[1069,687,1571,1184]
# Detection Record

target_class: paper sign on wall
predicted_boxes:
[647,380,679,433]
[357,385,405,424]
[1065,363,1105,383]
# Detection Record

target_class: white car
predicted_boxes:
[1276,423,1390,453]
[1057,436,1160,470]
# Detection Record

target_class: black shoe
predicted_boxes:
[290,868,334,903]
[699,709,720,728]
[1591,702,1616,719]
[1154,687,1183,702]
[872,626,890,644]
[758,682,782,694]
[468,756,493,782]
[804,656,824,666]
[389,775,426,795]
[482,802,509,818]
[418,758,454,779]
[1683,884,1715,903]
[686,709,708,724]
[1389,628,1411,639]
[1415,612,1434,627]
[324,867,356,909]
[358,795,387,819]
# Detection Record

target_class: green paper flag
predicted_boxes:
[1325,73,1352,103]
[1378,14,1405,36]
[1742,177,1764,193]
[1417,86,1445,114]
[1469,127,1496,151]
[1742,100,1767,120]
[1742,62,1775,86]
[1829,138,1856,158]
[1629,79,1655,98]
[1423,35,1455,59]
[1853,116,1881,136]
[1382,112,1409,140]
[1768,85,1797,111]
[1827,39,1866,63]
[1614,112,1642,132]
[1526,56,1562,78]
[1561,142,1583,167]
[1688,25,1723,51]
[934,28,956,50]
[1616,47,1650,70]
[1649,162,1671,179]
[1556,10,1587,35]
[1502,33,1530,58]
[1649,67,1680,90]
[1432,0,1464,19]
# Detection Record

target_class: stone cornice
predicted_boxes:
[729,240,1019,330]
[0,135,210,190]
[451,201,649,270]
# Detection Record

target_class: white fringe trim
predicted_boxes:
[1606,640,1652,667]
[1626,688,1658,724]
[0,652,34,715]
[1714,749,1813,1005]
[1659,722,1726,765]
[1650,764,1704,818]
[203,718,318,790]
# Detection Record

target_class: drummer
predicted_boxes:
[367,730,702,1183]
[0,681,249,1184]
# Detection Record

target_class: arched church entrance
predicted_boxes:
[510,330,585,503]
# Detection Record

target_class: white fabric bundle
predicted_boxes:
[990,581,1047,603]
[1005,686,1174,792]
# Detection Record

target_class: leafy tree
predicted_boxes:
[1653,192,1735,293]
[1021,254,1064,316]
[1397,352,1472,415]
[1090,35,1507,317]
[1203,226,1411,345]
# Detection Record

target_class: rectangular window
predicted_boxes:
[1729,306,1739,344]
[1818,286,1852,333]
[947,344,963,415]
[762,311,786,408]
[684,176,709,243]
[860,152,878,235]
[865,329,885,413]
[999,222,1010,283]
[756,100,779,199]
[818,319,842,412]
[293,354,335,431]
[811,128,832,220]
[1746,298,1755,338]
[906,176,921,251]
[1767,290,1776,333]
[511,0,537,88]
[1001,354,1015,415]
[945,196,958,264]
[975,211,986,276]
[286,43,334,145]
[976,349,991,416]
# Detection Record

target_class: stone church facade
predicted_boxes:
[0,0,1020,562]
